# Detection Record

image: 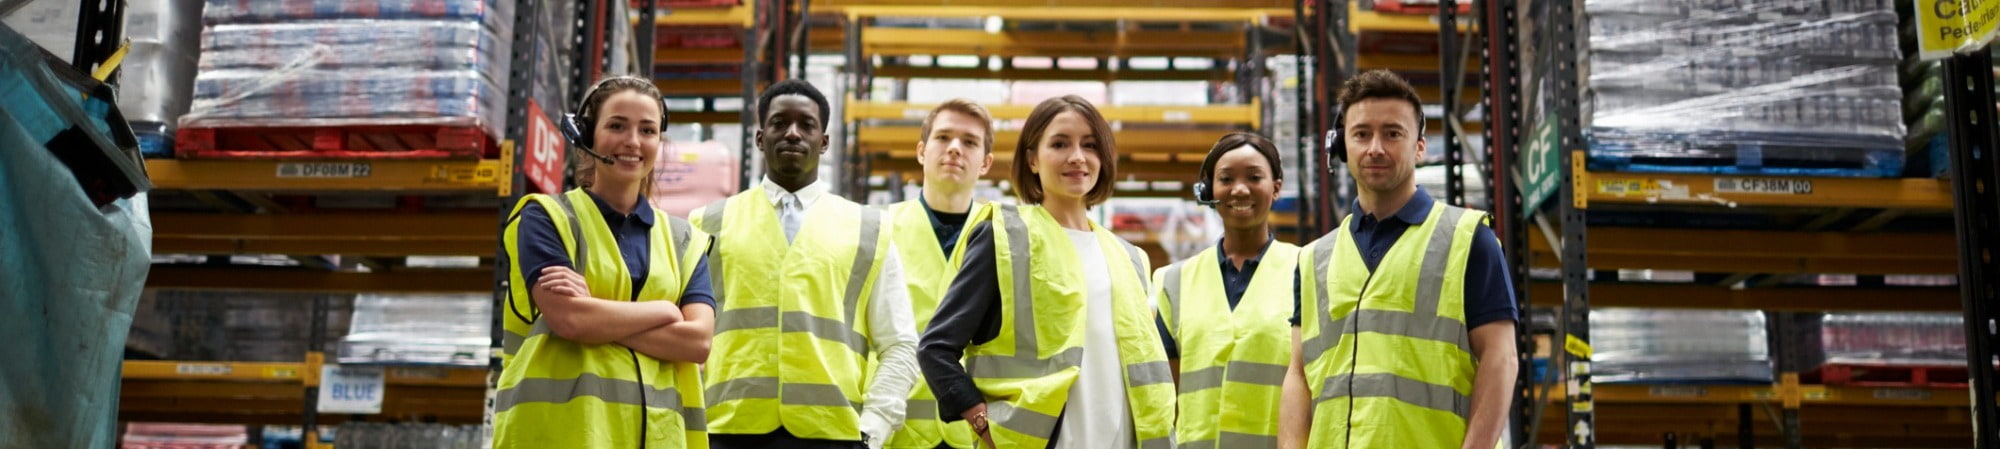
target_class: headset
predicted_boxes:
[1324,101,1426,164]
[1190,147,1224,205]
[560,75,671,165]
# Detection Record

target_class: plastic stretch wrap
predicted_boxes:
[181,69,505,139]
[337,293,491,367]
[1584,0,1905,173]
[197,20,506,74]
[1819,312,1966,366]
[120,0,207,131]
[202,0,514,32]
[1591,309,1772,384]
[333,423,487,449]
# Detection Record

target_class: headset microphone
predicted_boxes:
[560,113,616,164]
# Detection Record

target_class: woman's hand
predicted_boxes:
[963,403,997,448]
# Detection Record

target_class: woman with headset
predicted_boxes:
[494,75,716,449]
[1149,132,1296,449]
[917,95,1176,449]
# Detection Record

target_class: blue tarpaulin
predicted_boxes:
[0,22,153,449]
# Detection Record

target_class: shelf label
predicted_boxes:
[524,100,565,194]
[1872,389,1933,401]
[1648,386,1708,398]
[318,365,385,414]
[427,163,501,187]
[276,163,372,178]
[265,366,299,379]
[1916,0,2000,60]
[1162,110,1193,122]
[175,363,232,376]
[1714,177,1813,195]
[1518,111,1561,213]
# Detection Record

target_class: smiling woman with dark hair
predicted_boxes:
[917,95,1176,449]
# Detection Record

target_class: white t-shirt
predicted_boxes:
[1055,228,1136,449]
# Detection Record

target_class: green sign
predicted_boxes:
[1916,0,2000,60]
[1517,111,1562,214]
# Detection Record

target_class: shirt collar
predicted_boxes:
[1348,186,1436,232]
[762,176,830,210]
[1215,234,1277,271]
[583,189,656,227]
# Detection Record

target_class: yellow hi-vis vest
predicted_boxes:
[496,188,711,449]
[1297,204,1486,449]
[954,203,1177,449]
[1152,241,1301,449]
[877,199,980,449]
[691,185,890,441]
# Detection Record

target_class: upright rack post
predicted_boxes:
[1440,0,1464,207]
[1481,0,1533,444]
[1549,0,1592,447]
[1943,45,2000,449]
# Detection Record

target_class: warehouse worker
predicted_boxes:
[1152,132,1297,449]
[691,78,919,449]
[920,95,1177,449]
[495,75,716,449]
[1278,69,1519,449]
[879,98,996,449]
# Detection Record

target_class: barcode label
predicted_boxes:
[177,363,233,376]
[277,163,373,178]
[1714,177,1812,195]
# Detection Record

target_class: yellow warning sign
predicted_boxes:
[1917,0,2000,60]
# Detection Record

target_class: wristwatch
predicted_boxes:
[969,410,989,433]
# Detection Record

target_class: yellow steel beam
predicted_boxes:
[837,5,1287,21]
[1573,385,1973,408]
[671,111,744,125]
[867,153,1200,184]
[862,28,1244,58]
[152,238,493,257]
[1525,283,1960,312]
[857,126,1237,156]
[123,361,306,382]
[154,213,493,240]
[1349,2,1472,35]
[1525,227,1957,275]
[145,159,506,193]
[657,78,749,97]
[847,101,1259,125]
[1584,172,1954,210]
[1356,52,1481,72]
[146,266,490,293]
[872,65,1229,82]
[641,5,754,26]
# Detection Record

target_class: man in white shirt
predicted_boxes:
[693,79,919,449]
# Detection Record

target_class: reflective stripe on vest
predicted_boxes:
[495,189,711,449]
[1299,204,1484,449]
[693,187,887,440]
[966,204,1176,449]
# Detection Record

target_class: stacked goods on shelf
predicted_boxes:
[336,294,491,367]
[177,0,513,159]
[332,422,488,449]
[120,423,247,449]
[1787,312,1975,387]
[126,290,353,362]
[649,140,741,217]
[1583,0,1907,177]
[1893,0,1999,177]
[121,0,207,158]
[1591,308,1773,384]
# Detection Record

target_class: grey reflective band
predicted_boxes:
[841,208,883,347]
[987,400,1061,440]
[1139,436,1174,449]
[905,399,941,421]
[715,306,779,334]
[1126,360,1175,387]
[781,383,863,411]
[1179,432,1276,449]
[1325,309,1471,354]
[1120,240,1150,292]
[781,310,869,356]
[1412,206,1465,321]
[502,329,527,354]
[495,373,698,424]
[966,346,1084,379]
[553,193,588,275]
[1303,241,1337,366]
[1313,372,1471,420]
[706,375,778,402]
[698,200,726,305]
[1178,360,1289,393]
[1161,262,1184,339]
[669,216,692,263]
[964,204,1057,382]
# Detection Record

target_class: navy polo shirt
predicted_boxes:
[506,191,715,307]
[1287,187,1518,331]
[919,195,971,260]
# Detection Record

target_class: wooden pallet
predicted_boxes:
[1806,363,1972,388]
[1371,0,1472,15]
[176,124,494,160]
